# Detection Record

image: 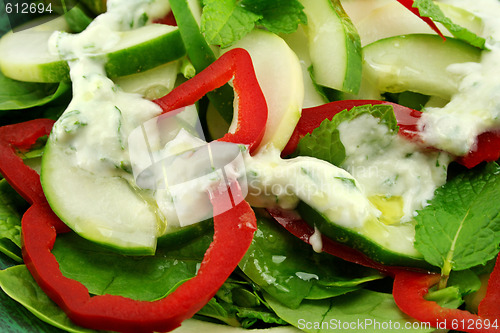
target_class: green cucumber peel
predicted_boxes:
[170,0,235,124]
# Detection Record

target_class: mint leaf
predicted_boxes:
[415,163,500,280]
[201,0,261,48]
[201,0,307,47]
[413,0,486,49]
[295,104,397,166]
[241,0,307,34]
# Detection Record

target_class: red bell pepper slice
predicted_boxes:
[266,207,403,276]
[1,123,257,331]
[393,263,500,333]
[281,100,422,156]
[282,100,500,168]
[457,131,500,168]
[478,255,500,319]
[0,119,55,204]
[396,0,446,40]
[153,10,177,26]
[22,185,256,333]
[268,208,500,332]
[153,48,268,154]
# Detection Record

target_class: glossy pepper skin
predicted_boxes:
[0,119,257,333]
[267,207,500,333]
[153,48,268,154]
[282,100,500,168]
[393,261,500,333]
[22,187,256,333]
[0,119,55,204]
[0,49,266,333]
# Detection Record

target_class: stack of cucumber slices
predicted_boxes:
[1,3,498,333]
[0,0,486,264]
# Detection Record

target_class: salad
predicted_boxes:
[0,0,500,332]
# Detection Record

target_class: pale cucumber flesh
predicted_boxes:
[363,34,481,99]
[223,29,304,152]
[0,21,185,82]
[299,0,362,94]
[41,139,161,255]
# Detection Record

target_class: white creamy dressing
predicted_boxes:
[419,0,500,155]
[339,114,450,222]
[48,0,492,237]
[245,114,449,230]
[50,0,170,179]
[245,147,380,229]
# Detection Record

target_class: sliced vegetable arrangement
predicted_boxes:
[1,0,500,332]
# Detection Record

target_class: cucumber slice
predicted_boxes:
[223,30,304,152]
[353,1,484,46]
[170,0,235,124]
[281,26,329,108]
[41,140,162,255]
[299,0,362,94]
[437,3,484,37]
[0,19,185,83]
[113,60,180,100]
[363,34,481,99]
[0,16,70,83]
[41,135,213,254]
[355,1,448,46]
[297,201,433,269]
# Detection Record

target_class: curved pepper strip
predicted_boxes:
[393,261,500,333]
[153,47,268,154]
[0,119,55,204]
[282,100,500,168]
[281,100,422,157]
[23,186,256,333]
[478,255,500,319]
[0,120,257,333]
[266,207,407,276]
[268,208,500,332]
[457,131,500,168]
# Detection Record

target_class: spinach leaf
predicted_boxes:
[238,214,382,309]
[52,231,213,301]
[0,70,70,111]
[0,265,101,333]
[0,179,28,262]
[415,162,500,282]
[294,104,397,166]
[197,275,288,328]
[265,290,434,333]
